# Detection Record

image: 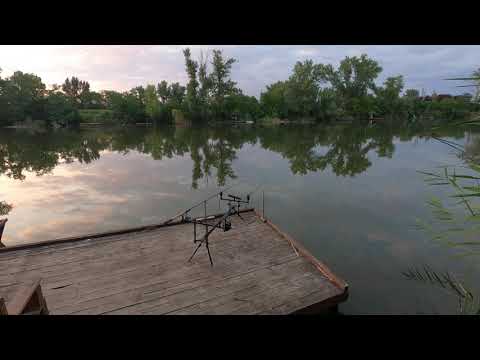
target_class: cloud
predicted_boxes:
[0,45,478,97]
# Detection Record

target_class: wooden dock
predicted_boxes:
[0,209,348,315]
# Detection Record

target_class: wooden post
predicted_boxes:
[0,218,7,248]
[4,279,49,315]
[262,191,265,219]
[0,298,7,315]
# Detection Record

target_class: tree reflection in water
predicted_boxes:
[0,122,468,187]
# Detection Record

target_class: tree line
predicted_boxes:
[260,55,479,122]
[1,50,479,127]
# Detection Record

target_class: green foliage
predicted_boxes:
[0,201,13,216]
[79,109,114,123]
[44,92,80,127]
[81,91,105,109]
[225,93,262,121]
[100,89,145,123]
[62,76,90,108]
[260,81,289,119]
[319,54,383,118]
[181,48,242,121]
[144,85,161,120]
[209,50,237,119]
[0,71,46,123]
[403,265,479,315]
[260,54,383,121]
[413,114,480,314]
[168,82,186,109]
[2,54,478,127]
[405,89,420,98]
[375,76,405,116]
[121,92,146,123]
[284,60,323,118]
[183,48,200,116]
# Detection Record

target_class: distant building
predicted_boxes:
[435,94,453,101]
[419,93,472,102]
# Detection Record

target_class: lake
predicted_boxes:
[1,122,479,314]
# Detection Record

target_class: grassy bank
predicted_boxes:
[79,109,115,124]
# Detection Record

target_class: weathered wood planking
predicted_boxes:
[0,209,348,315]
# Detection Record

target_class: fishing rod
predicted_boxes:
[162,180,243,225]
[183,183,262,265]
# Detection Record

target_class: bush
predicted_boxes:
[44,93,80,127]
[79,109,115,123]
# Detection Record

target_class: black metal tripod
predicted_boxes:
[187,192,250,266]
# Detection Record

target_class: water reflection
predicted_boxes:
[0,122,476,314]
[0,123,468,186]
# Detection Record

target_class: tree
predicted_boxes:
[260,81,289,119]
[101,90,144,123]
[44,92,80,127]
[62,77,90,108]
[225,93,262,121]
[102,90,124,111]
[183,48,199,116]
[0,69,17,124]
[375,75,404,116]
[130,86,146,107]
[473,68,480,102]
[209,50,237,119]
[144,85,161,120]
[317,54,383,118]
[157,81,170,104]
[122,92,145,123]
[405,89,420,98]
[6,71,46,120]
[284,60,324,118]
[168,82,186,109]
[82,91,105,109]
[198,51,212,117]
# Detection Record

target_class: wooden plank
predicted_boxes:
[0,210,348,315]
[0,208,255,254]
[5,278,49,315]
[91,256,312,315]
[0,220,285,293]
[52,244,298,314]
[255,210,348,291]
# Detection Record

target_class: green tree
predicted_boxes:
[62,77,90,108]
[284,60,324,118]
[130,86,146,107]
[121,91,146,123]
[209,50,238,119]
[225,92,261,121]
[260,81,289,119]
[168,82,186,109]
[405,89,420,98]
[198,51,212,117]
[144,84,161,120]
[44,92,80,127]
[473,68,480,102]
[0,69,17,124]
[5,71,46,121]
[183,48,199,117]
[375,75,404,116]
[157,81,170,104]
[318,54,383,118]
[82,91,105,109]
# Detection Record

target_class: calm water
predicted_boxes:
[1,123,479,314]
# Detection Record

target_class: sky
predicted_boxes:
[0,45,478,98]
